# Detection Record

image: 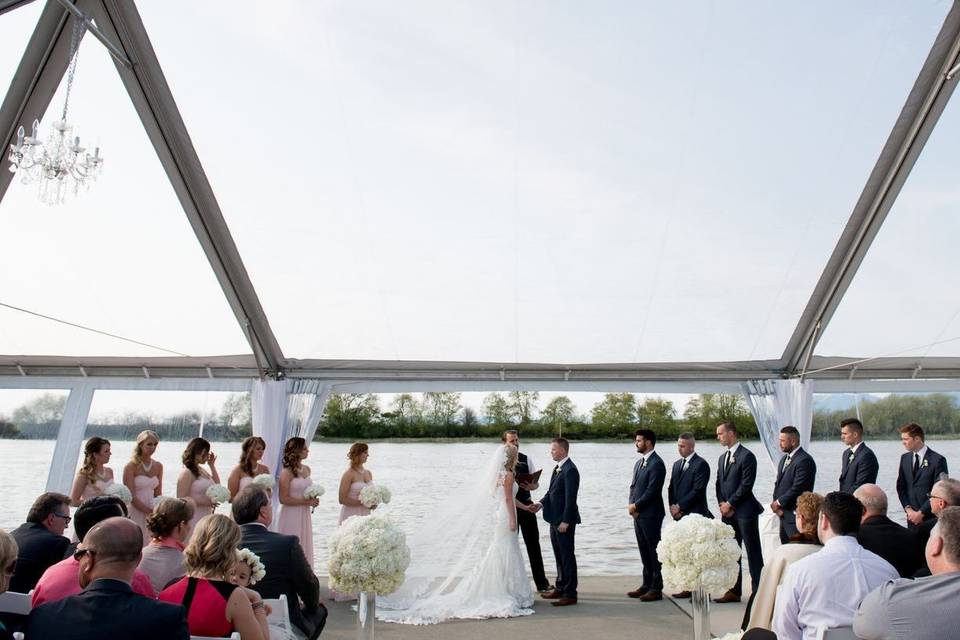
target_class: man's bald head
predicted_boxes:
[853,484,887,518]
[85,516,143,565]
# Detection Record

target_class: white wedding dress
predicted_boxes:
[377,445,535,624]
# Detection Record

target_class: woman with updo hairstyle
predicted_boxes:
[228,436,269,501]
[177,437,220,537]
[159,514,268,640]
[138,497,195,592]
[124,430,163,546]
[70,436,114,507]
[745,491,825,630]
[276,437,319,562]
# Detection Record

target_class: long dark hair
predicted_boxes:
[79,437,110,482]
[283,437,306,475]
[239,436,266,476]
[182,437,210,477]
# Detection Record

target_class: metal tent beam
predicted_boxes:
[780,2,960,375]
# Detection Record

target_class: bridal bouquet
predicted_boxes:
[252,473,276,491]
[103,482,132,503]
[303,482,325,513]
[328,514,410,595]
[206,483,230,506]
[657,514,740,595]
[359,484,391,509]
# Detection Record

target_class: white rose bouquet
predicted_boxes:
[303,483,325,513]
[236,547,266,585]
[251,473,276,491]
[359,484,391,509]
[103,482,132,503]
[206,483,230,506]
[328,514,410,595]
[656,514,740,595]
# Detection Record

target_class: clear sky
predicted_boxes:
[0,1,958,371]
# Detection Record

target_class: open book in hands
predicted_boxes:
[516,469,542,485]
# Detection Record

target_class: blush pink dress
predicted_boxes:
[238,476,254,492]
[338,481,371,524]
[187,475,215,536]
[277,476,314,563]
[130,475,160,546]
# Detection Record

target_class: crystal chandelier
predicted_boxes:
[7,19,103,205]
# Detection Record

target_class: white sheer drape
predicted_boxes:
[741,379,813,469]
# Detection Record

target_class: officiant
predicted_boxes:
[503,430,551,593]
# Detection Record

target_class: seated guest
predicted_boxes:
[855,506,960,640]
[0,529,19,640]
[854,484,921,578]
[915,476,960,573]
[32,496,155,606]
[24,517,189,640]
[9,492,71,593]
[771,492,898,640]
[160,514,269,640]
[745,492,823,631]
[139,497,194,593]
[233,486,327,640]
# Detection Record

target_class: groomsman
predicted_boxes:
[667,432,712,600]
[627,429,666,602]
[715,421,764,604]
[502,430,551,593]
[896,423,949,530]
[771,426,817,543]
[838,417,879,494]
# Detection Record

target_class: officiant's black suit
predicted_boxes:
[772,447,816,543]
[515,451,549,590]
[716,445,764,595]
[541,460,580,600]
[838,443,879,494]
[896,447,949,529]
[668,453,713,519]
[630,451,666,592]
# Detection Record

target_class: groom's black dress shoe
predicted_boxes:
[551,597,577,607]
[639,590,662,602]
[713,590,741,604]
[626,587,649,598]
[541,590,562,600]
[538,584,556,594]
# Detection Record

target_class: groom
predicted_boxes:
[534,437,580,607]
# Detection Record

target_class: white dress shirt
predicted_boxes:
[772,535,898,640]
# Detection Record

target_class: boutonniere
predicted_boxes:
[848,453,855,463]
[729,456,735,464]
[921,459,929,469]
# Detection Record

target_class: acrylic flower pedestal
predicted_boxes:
[357,592,376,640]
[691,587,710,640]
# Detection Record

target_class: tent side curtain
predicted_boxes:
[741,379,813,470]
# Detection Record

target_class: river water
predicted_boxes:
[3,438,955,575]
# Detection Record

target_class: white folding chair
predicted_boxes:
[816,626,858,640]
[0,590,32,616]
[191,634,240,640]
[12,632,23,640]
[265,593,291,634]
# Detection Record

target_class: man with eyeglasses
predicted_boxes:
[915,476,960,575]
[8,492,71,593]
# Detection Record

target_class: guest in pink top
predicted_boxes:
[176,438,220,539]
[32,496,155,606]
[277,438,319,563]
[228,437,270,501]
[139,497,194,593]
[123,430,163,547]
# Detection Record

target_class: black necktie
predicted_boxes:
[913,454,920,475]
[725,451,732,473]
[553,464,560,475]
[639,457,646,470]
[679,458,686,475]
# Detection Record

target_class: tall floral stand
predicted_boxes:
[357,591,376,640]
[691,588,710,640]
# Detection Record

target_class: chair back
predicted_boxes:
[0,590,32,615]
[816,627,858,640]
[191,634,240,640]
[265,593,291,632]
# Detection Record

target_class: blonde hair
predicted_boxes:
[504,444,518,471]
[0,529,17,574]
[184,514,241,579]
[795,491,824,542]
[131,430,159,465]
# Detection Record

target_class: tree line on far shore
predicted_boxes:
[2,391,960,441]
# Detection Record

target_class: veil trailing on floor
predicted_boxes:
[378,444,512,612]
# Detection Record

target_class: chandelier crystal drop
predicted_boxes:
[7,19,103,205]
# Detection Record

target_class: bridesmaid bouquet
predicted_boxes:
[328,514,410,595]
[103,482,132,503]
[657,514,740,595]
[359,484,391,509]
[252,473,276,492]
[206,483,230,506]
[303,483,325,513]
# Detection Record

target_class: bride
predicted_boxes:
[377,443,536,624]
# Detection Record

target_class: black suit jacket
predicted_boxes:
[839,443,879,494]
[668,453,712,518]
[24,578,188,640]
[239,523,323,637]
[715,445,763,520]
[856,515,921,578]
[773,447,816,511]
[629,451,666,520]
[542,460,581,526]
[9,522,70,593]
[896,448,949,516]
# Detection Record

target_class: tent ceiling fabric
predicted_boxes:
[0,1,959,385]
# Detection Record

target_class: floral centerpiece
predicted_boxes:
[102,482,132,503]
[251,473,276,491]
[358,484,391,509]
[206,483,230,506]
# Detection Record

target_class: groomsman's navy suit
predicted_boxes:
[630,451,666,592]
[716,444,764,595]
[896,447,949,529]
[668,453,713,519]
[838,442,879,494]
[772,447,816,543]
[541,459,581,600]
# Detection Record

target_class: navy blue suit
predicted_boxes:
[541,459,580,599]
[630,451,666,591]
[668,453,713,519]
[772,447,817,543]
[716,444,764,595]
[896,448,949,528]
[838,443,879,494]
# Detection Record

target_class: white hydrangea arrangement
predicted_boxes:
[102,482,132,503]
[303,483,325,500]
[358,484,391,509]
[656,514,741,595]
[206,483,230,505]
[236,547,266,585]
[251,473,276,491]
[328,514,410,595]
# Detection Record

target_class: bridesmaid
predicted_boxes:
[338,442,374,523]
[123,430,163,546]
[227,436,269,500]
[276,437,319,562]
[70,437,114,507]
[177,437,220,536]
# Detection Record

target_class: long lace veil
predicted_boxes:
[379,444,511,610]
